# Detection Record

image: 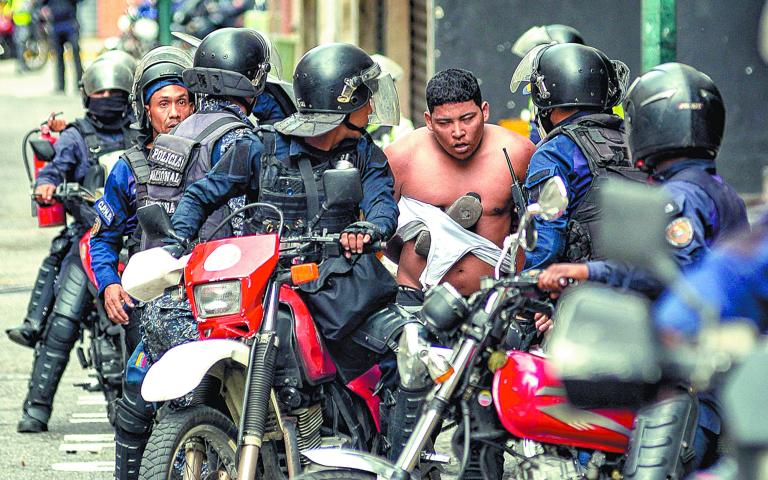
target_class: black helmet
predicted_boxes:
[625,63,725,172]
[94,49,139,77]
[131,46,193,132]
[512,24,585,57]
[511,43,629,112]
[275,43,400,137]
[80,60,134,105]
[182,28,271,101]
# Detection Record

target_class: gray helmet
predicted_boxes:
[80,60,134,103]
[94,50,139,77]
[131,46,193,131]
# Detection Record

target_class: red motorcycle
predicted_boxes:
[298,177,637,480]
[123,167,427,480]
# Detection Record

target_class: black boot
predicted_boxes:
[115,432,148,480]
[18,345,69,433]
[7,254,60,348]
[383,386,429,461]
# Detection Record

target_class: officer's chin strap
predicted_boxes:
[343,114,368,135]
[535,110,554,140]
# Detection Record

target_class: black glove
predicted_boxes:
[162,243,186,259]
[341,221,383,243]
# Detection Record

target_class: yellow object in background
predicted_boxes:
[499,118,530,137]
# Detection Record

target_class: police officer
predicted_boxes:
[509,42,635,271]
[539,63,750,479]
[13,59,138,433]
[170,42,398,249]
[86,46,196,480]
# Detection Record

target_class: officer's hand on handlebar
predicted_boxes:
[537,263,587,297]
[104,283,134,325]
[340,221,382,259]
[534,312,553,332]
[34,183,56,205]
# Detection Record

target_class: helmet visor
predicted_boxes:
[512,26,552,57]
[509,44,547,93]
[366,72,400,126]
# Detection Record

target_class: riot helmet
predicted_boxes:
[275,43,400,137]
[80,61,134,128]
[131,46,193,132]
[510,43,629,135]
[624,62,725,173]
[182,28,271,111]
[94,49,139,77]
[80,60,134,100]
[512,24,585,57]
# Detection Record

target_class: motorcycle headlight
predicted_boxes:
[194,280,241,319]
[422,283,469,334]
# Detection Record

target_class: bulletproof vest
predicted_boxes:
[542,113,646,262]
[667,166,749,241]
[128,112,245,250]
[251,133,359,236]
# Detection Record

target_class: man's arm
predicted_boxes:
[358,142,398,239]
[172,137,262,241]
[89,160,136,323]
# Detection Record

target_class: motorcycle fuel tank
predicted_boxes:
[493,350,635,453]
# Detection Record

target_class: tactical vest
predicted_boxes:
[70,118,138,196]
[250,134,359,236]
[127,112,246,250]
[66,118,137,226]
[542,113,646,262]
[668,166,749,241]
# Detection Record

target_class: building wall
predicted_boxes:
[431,0,768,194]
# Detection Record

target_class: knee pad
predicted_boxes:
[43,315,81,352]
[52,260,91,321]
[25,255,60,325]
[114,384,155,437]
[49,232,73,258]
[623,391,699,480]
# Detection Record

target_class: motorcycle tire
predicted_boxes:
[294,471,377,480]
[139,405,238,480]
[22,26,49,71]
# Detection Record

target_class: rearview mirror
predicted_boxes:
[549,285,662,409]
[596,179,673,276]
[323,167,363,208]
[30,139,56,162]
[530,176,568,221]
[137,204,178,243]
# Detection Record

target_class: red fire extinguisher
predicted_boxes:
[24,115,66,228]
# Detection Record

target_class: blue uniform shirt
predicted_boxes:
[90,159,137,296]
[524,112,595,270]
[587,160,749,297]
[172,133,398,242]
[655,219,768,336]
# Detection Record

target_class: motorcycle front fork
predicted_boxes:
[393,337,479,475]
[237,281,281,480]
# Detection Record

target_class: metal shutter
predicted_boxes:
[409,0,433,127]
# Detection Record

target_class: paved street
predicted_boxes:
[0,58,115,479]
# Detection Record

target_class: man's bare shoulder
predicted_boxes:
[384,127,437,170]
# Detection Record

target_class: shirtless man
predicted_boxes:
[386,68,535,301]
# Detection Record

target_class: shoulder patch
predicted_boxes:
[91,217,101,236]
[94,198,115,226]
[666,217,694,248]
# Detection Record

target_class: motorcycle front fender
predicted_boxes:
[141,339,249,402]
[302,448,400,478]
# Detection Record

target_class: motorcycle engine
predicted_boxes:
[506,440,586,480]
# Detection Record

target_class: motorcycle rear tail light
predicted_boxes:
[194,280,241,319]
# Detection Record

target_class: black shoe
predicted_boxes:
[6,325,40,348]
[17,414,47,433]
